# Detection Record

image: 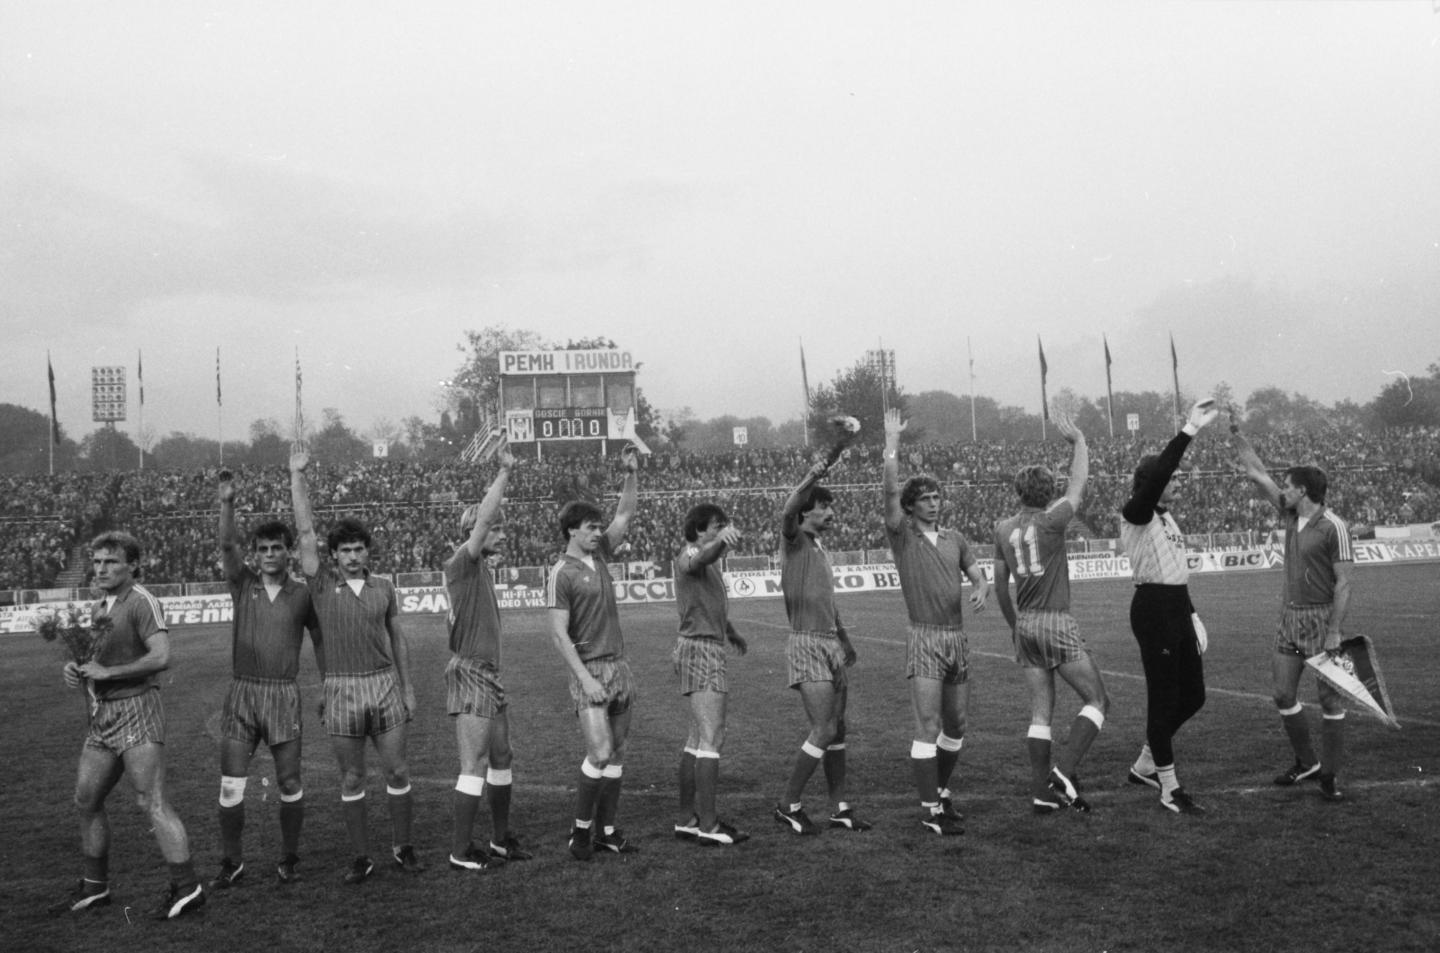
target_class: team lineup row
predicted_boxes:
[48,398,1356,922]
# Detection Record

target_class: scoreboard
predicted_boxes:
[533,407,609,441]
[92,366,127,422]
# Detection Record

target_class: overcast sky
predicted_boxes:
[3,1,1438,445]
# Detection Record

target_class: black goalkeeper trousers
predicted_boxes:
[1130,584,1207,767]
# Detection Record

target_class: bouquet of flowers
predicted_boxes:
[35,603,113,665]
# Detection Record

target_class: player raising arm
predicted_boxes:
[1233,431,1354,801]
[547,445,641,861]
[993,415,1109,815]
[882,408,989,836]
[293,450,423,883]
[672,503,749,846]
[773,454,869,837]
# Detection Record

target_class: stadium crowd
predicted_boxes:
[2,428,1436,590]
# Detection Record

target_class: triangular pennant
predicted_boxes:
[1305,635,1399,729]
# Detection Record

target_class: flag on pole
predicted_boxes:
[1037,336,1050,421]
[800,340,812,447]
[1169,333,1181,424]
[138,350,145,407]
[216,347,223,406]
[1306,636,1399,728]
[1103,335,1115,437]
[47,352,60,442]
[294,350,305,449]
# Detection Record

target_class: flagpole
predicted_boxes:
[216,346,224,465]
[1038,335,1049,440]
[47,350,56,477]
[137,349,144,470]
[1169,333,1182,429]
[967,336,977,442]
[799,338,811,448]
[1103,335,1115,439]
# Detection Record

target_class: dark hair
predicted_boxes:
[798,485,834,517]
[251,520,295,548]
[1014,465,1056,509]
[900,475,941,514]
[91,530,141,565]
[1285,465,1329,504]
[1132,455,1161,494]
[558,501,604,540]
[683,503,728,542]
[327,518,372,552]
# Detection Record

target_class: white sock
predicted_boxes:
[1157,764,1179,797]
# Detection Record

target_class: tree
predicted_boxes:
[310,408,369,464]
[1242,387,1335,434]
[79,425,141,472]
[1369,360,1440,429]
[808,361,908,447]
[0,403,75,473]
[151,432,221,470]
[245,418,291,467]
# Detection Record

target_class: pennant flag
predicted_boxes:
[616,406,651,455]
[138,350,145,407]
[47,352,60,442]
[1306,636,1400,729]
[216,347,223,406]
[1037,336,1050,421]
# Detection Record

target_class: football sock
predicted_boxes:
[575,760,604,826]
[1058,705,1104,777]
[784,742,824,805]
[1157,764,1179,796]
[486,768,513,842]
[279,792,304,857]
[1321,712,1345,777]
[1026,725,1053,798]
[936,733,964,792]
[823,744,848,807]
[694,749,720,829]
[386,784,414,846]
[341,792,368,857]
[1278,704,1317,766]
[452,781,483,857]
[678,749,697,817]
[911,740,939,806]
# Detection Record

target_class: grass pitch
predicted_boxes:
[5,564,1438,953]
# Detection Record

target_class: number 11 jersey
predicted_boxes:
[993,498,1075,613]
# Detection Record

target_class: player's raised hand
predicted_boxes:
[289,448,311,472]
[496,436,516,470]
[217,469,235,503]
[883,407,906,439]
[716,525,743,548]
[1186,398,1219,432]
[1054,414,1084,445]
